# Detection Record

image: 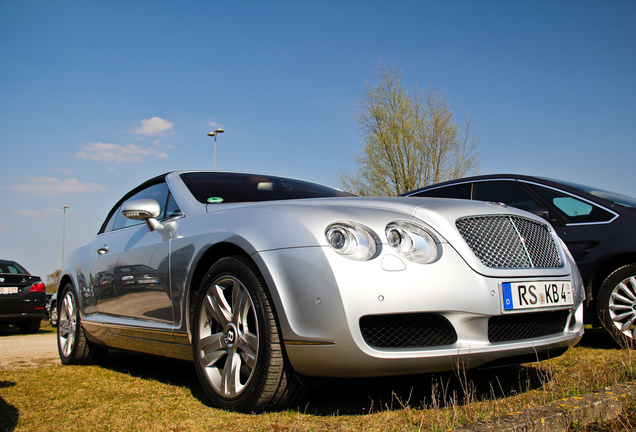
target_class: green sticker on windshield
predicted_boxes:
[207,197,224,204]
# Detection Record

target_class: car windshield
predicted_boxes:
[181,172,352,204]
[0,260,28,275]
[544,178,636,208]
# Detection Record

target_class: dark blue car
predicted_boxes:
[404,174,636,346]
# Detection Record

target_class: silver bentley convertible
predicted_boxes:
[57,171,584,412]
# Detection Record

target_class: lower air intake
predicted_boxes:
[360,313,457,348]
[488,310,569,343]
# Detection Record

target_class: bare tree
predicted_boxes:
[341,62,480,196]
[46,269,61,293]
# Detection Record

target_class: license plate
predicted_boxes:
[0,287,19,294]
[502,281,573,311]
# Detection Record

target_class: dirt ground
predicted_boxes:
[0,328,59,370]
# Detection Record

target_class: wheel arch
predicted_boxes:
[587,252,636,304]
[57,274,74,298]
[185,242,263,339]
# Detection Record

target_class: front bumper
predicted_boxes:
[255,244,584,378]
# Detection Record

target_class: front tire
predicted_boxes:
[597,264,636,347]
[57,284,107,364]
[192,256,304,412]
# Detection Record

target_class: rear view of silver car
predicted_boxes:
[56,171,584,412]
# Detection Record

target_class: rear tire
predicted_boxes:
[50,300,58,327]
[57,284,108,364]
[597,264,636,348]
[192,256,305,412]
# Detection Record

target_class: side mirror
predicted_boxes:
[122,199,163,231]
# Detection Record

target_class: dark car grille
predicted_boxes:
[488,310,570,343]
[360,313,457,348]
[456,215,562,269]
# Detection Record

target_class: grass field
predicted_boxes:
[0,325,634,431]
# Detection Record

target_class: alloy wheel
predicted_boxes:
[196,275,259,398]
[608,275,636,340]
[58,292,77,358]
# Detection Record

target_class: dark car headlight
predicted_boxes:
[385,221,439,264]
[326,222,378,261]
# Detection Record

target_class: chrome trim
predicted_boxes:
[83,320,175,337]
[284,340,336,346]
[509,216,535,268]
[407,177,620,227]
[403,180,471,195]
[518,180,619,226]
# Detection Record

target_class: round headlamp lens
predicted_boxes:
[325,222,377,261]
[327,227,349,251]
[385,221,439,264]
[386,228,403,248]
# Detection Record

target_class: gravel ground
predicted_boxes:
[0,330,59,370]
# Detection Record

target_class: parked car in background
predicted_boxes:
[403,174,636,346]
[0,259,46,333]
[47,292,58,327]
[58,171,584,412]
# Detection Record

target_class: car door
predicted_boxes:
[522,182,618,265]
[91,182,174,340]
[470,180,565,230]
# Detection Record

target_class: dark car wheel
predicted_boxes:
[50,301,58,327]
[57,284,107,364]
[18,320,40,334]
[597,264,636,347]
[192,256,305,412]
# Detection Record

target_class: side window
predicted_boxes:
[472,181,543,211]
[102,208,119,233]
[410,183,471,199]
[552,197,593,217]
[112,183,171,231]
[527,184,615,223]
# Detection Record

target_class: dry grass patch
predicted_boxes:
[0,327,634,431]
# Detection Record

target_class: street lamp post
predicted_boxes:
[207,128,225,170]
[61,205,69,269]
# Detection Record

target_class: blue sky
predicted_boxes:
[1,0,635,281]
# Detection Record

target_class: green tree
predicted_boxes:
[341,62,480,196]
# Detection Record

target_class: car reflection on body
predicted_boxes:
[403,174,636,346]
[96,265,161,298]
[57,171,584,412]
[0,259,46,333]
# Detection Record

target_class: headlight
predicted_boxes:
[325,222,377,261]
[385,221,439,264]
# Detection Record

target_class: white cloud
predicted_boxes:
[209,121,223,129]
[12,177,108,195]
[12,210,42,217]
[11,208,73,219]
[134,117,174,136]
[52,168,74,175]
[74,142,169,163]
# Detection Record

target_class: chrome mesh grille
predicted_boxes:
[360,313,457,348]
[456,215,562,269]
[488,310,569,342]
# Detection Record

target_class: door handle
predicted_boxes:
[97,245,109,255]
